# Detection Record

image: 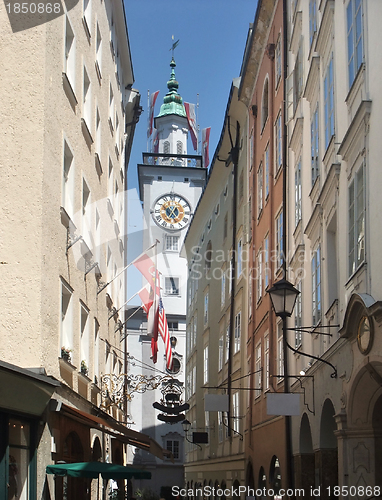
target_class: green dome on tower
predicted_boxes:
[157,58,187,118]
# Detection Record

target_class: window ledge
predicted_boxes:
[95,60,102,85]
[81,118,94,147]
[60,206,75,229]
[95,153,103,176]
[62,72,78,109]
[82,17,91,43]
[108,117,114,135]
[78,371,92,384]
[59,357,77,372]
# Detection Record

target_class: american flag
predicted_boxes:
[158,298,173,371]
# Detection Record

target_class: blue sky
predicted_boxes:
[124,0,258,299]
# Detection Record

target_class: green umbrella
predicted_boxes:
[46,462,151,480]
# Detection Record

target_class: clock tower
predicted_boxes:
[128,57,207,492]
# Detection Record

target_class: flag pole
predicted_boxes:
[147,89,150,151]
[97,241,159,294]
[108,289,142,320]
[196,93,200,154]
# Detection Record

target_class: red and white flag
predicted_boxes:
[152,128,159,154]
[147,90,160,138]
[202,127,211,168]
[158,297,173,371]
[133,253,160,296]
[184,102,198,151]
[138,284,153,315]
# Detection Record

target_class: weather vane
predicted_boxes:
[170,35,179,58]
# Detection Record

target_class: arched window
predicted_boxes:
[261,78,269,130]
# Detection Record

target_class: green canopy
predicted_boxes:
[46,462,151,480]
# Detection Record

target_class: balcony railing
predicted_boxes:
[142,152,203,168]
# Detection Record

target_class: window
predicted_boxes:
[295,281,302,347]
[165,277,179,295]
[324,56,335,149]
[234,312,241,354]
[164,141,170,154]
[177,140,183,155]
[237,240,243,277]
[83,0,91,35]
[80,303,90,369]
[204,292,209,325]
[221,272,226,308]
[347,0,363,88]
[8,418,31,500]
[309,0,317,46]
[65,17,76,90]
[223,213,228,240]
[265,145,270,199]
[257,249,262,302]
[277,322,284,381]
[218,335,224,371]
[295,159,302,226]
[255,342,262,397]
[293,43,303,114]
[275,111,282,173]
[166,440,180,460]
[264,334,269,391]
[225,324,230,363]
[109,83,114,130]
[193,313,197,346]
[205,241,212,274]
[82,178,91,245]
[264,235,269,289]
[275,36,282,87]
[349,166,365,275]
[257,162,263,216]
[83,66,92,131]
[95,107,101,163]
[312,246,321,325]
[276,210,283,269]
[203,345,209,384]
[165,235,179,252]
[94,319,100,382]
[168,322,178,331]
[261,78,269,130]
[311,105,319,184]
[62,141,74,218]
[232,392,240,433]
[96,22,102,78]
[218,412,223,443]
[61,281,73,352]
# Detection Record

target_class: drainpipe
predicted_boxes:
[227,119,240,439]
[282,0,294,493]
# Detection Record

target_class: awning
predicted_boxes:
[0,360,59,416]
[46,461,151,479]
[59,403,173,461]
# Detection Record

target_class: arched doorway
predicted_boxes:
[246,461,254,490]
[55,431,88,500]
[295,413,314,493]
[372,394,382,486]
[318,399,338,500]
[258,466,266,500]
[232,480,240,499]
[269,456,282,497]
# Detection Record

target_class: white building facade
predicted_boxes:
[127,58,207,497]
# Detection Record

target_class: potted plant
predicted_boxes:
[61,347,72,363]
[80,360,89,377]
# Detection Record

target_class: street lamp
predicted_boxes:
[267,278,299,495]
[267,278,300,319]
[182,419,202,450]
[182,419,191,434]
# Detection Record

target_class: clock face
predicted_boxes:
[152,194,192,231]
[357,316,373,354]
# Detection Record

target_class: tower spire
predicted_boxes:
[157,55,186,119]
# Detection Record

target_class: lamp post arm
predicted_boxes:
[284,337,337,378]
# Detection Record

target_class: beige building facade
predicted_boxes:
[0,2,167,499]
[182,80,249,493]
